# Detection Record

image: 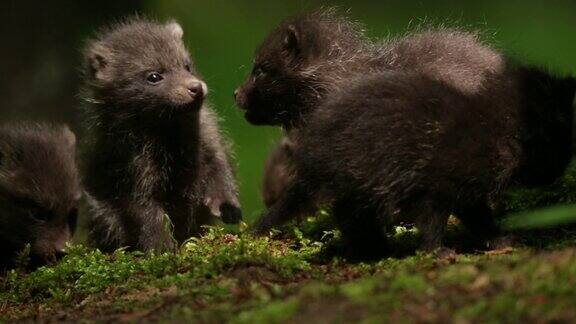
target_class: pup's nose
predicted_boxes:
[188,82,204,98]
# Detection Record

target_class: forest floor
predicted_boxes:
[1,222,576,323]
[4,163,576,323]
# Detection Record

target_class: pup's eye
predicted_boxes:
[184,64,192,72]
[29,210,51,222]
[146,72,164,84]
[12,196,47,222]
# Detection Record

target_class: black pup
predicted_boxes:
[236,9,576,254]
[235,9,507,129]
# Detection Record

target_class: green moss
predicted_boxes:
[235,299,299,324]
[2,223,576,322]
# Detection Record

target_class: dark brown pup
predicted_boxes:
[262,136,296,208]
[262,134,325,221]
[0,124,81,270]
[82,18,241,253]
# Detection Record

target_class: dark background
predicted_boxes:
[1,0,575,221]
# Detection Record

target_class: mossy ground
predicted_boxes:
[3,163,576,323]
[2,224,576,323]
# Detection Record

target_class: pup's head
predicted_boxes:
[83,18,207,119]
[235,9,366,128]
[0,124,81,269]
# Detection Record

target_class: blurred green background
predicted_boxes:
[1,0,575,222]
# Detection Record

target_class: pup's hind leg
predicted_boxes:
[457,202,498,237]
[407,199,450,252]
[331,195,388,259]
[456,202,511,249]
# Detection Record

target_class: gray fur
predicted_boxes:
[82,17,240,253]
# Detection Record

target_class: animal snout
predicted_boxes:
[188,82,202,97]
[234,88,247,108]
[187,81,208,100]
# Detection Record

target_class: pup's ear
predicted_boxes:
[166,21,184,39]
[85,41,113,81]
[282,24,301,61]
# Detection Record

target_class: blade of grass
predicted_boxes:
[503,204,576,230]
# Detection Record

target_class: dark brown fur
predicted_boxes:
[0,124,80,270]
[236,10,576,255]
[235,10,506,129]
[82,18,241,253]
[262,136,296,208]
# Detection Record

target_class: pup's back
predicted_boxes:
[296,70,517,211]
[375,29,506,95]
